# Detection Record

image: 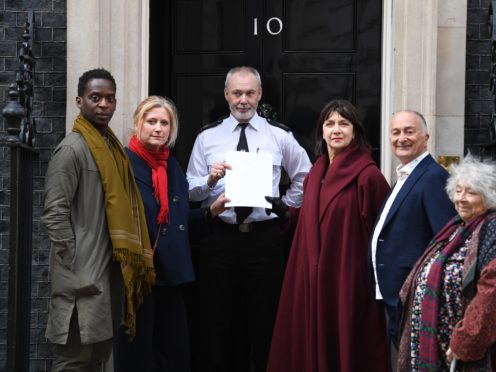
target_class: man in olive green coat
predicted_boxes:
[42,68,154,371]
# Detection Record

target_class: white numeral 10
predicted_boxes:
[253,17,283,36]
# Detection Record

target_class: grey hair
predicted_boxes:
[445,154,496,210]
[393,110,428,134]
[225,66,262,88]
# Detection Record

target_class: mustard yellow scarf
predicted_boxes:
[73,114,155,339]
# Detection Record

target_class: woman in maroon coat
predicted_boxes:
[267,99,391,372]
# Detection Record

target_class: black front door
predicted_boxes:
[150,0,383,169]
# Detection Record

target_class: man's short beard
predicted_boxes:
[231,106,256,122]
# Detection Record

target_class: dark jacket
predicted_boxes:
[127,149,206,286]
[370,154,457,307]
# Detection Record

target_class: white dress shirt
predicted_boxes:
[186,113,312,224]
[371,151,429,299]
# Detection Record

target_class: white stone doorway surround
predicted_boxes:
[66,0,467,179]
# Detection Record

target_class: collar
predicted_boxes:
[396,151,429,180]
[227,113,262,132]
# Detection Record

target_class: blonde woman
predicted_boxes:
[115,96,228,371]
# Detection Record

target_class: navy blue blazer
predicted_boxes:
[127,149,202,286]
[369,154,457,307]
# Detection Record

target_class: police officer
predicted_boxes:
[186,66,311,372]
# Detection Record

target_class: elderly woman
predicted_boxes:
[397,155,496,371]
[114,96,228,371]
[267,99,391,372]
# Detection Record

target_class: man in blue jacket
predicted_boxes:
[369,110,456,346]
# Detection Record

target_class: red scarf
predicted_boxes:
[129,135,170,225]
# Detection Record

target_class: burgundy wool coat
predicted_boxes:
[267,143,391,372]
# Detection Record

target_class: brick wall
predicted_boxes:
[0,1,66,371]
[0,0,492,371]
[465,0,496,159]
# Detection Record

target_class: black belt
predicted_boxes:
[215,218,279,233]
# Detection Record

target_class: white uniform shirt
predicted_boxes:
[186,113,312,224]
[371,151,429,299]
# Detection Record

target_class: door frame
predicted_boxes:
[66,0,467,183]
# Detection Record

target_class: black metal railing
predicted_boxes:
[1,10,38,372]
[479,1,496,160]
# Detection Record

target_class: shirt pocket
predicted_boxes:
[257,151,281,167]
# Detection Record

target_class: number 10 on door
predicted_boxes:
[253,17,283,35]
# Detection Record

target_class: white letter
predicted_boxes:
[266,17,283,35]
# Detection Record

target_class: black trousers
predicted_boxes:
[194,219,285,372]
[114,285,191,372]
[383,300,400,348]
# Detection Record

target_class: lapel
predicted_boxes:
[318,143,374,223]
[128,148,177,191]
[370,186,395,236]
[382,154,434,228]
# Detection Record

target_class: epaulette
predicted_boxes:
[267,118,291,132]
[197,115,229,134]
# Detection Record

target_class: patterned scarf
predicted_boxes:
[129,135,170,225]
[72,115,155,340]
[417,213,487,370]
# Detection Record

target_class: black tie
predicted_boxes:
[237,123,249,152]
[235,123,252,223]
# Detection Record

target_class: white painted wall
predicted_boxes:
[66,0,149,142]
[381,0,466,181]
